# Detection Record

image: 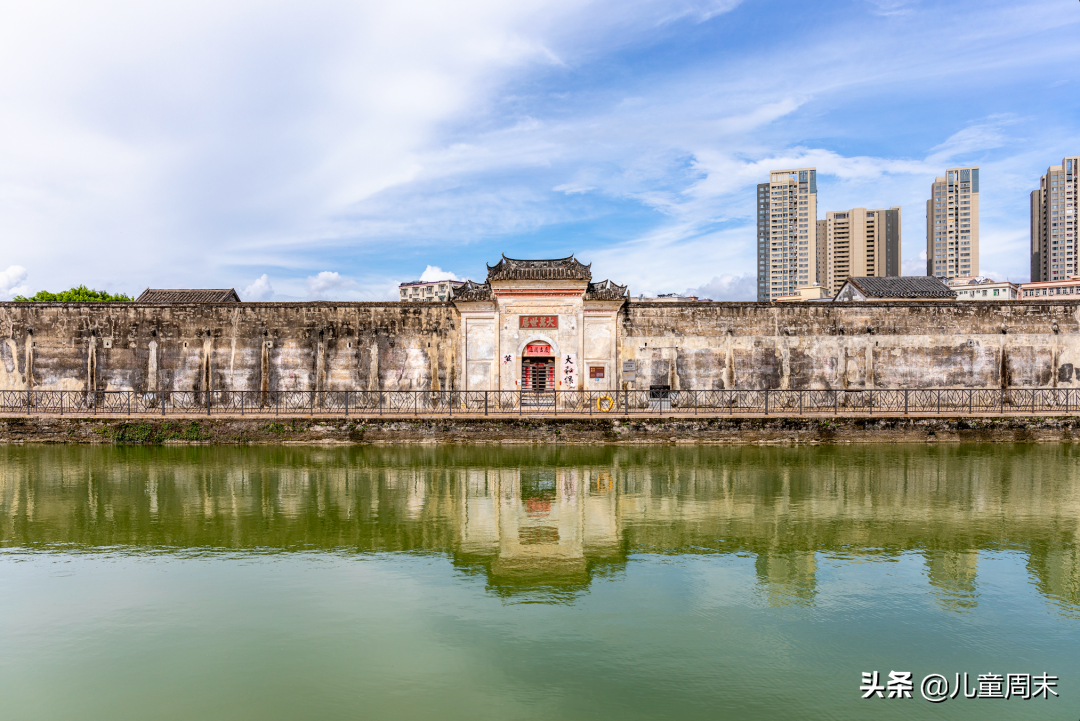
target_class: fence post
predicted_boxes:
[969,389,972,415]
[904,389,908,415]
[937,389,941,414]
[1000,388,1004,415]
[26,389,30,415]
[1067,388,1070,415]
[379,391,383,416]
[1032,389,1036,415]
[485,391,488,416]
[240,391,244,416]
[764,390,769,416]
[869,390,872,416]
[60,392,63,416]
[799,391,803,416]
[834,390,838,415]
[415,391,418,416]
[345,391,349,418]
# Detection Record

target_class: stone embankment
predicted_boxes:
[1,415,1077,445]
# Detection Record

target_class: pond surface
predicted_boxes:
[1,444,1078,720]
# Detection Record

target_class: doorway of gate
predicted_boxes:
[521,343,556,405]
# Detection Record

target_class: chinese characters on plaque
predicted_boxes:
[562,354,576,388]
[518,315,558,329]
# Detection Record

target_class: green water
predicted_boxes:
[1,444,1078,720]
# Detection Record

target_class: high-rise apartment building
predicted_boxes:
[1029,156,1078,282]
[756,168,819,301]
[925,167,979,280]
[823,207,901,294]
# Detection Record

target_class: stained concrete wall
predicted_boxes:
[0,303,457,393]
[0,299,1078,393]
[619,300,1080,390]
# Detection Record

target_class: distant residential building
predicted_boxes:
[926,167,980,280]
[774,285,830,302]
[1021,276,1080,298]
[757,168,819,301]
[834,276,955,301]
[639,293,711,302]
[1029,156,1078,282]
[947,276,1019,300]
[136,288,241,302]
[399,279,466,302]
[823,207,901,295]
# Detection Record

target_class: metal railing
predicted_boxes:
[0,388,1078,417]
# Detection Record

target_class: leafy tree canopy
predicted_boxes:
[14,285,133,302]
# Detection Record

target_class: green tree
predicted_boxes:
[13,285,133,302]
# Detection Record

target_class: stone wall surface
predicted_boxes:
[1,299,1079,394]
[0,302,457,394]
[620,301,1080,390]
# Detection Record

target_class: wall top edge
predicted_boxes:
[626,301,1080,308]
[0,301,457,308]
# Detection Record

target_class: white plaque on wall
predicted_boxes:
[561,353,577,388]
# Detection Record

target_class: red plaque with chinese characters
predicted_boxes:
[519,315,558,330]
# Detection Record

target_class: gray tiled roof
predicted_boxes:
[844,276,956,299]
[453,280,494,302]
[585,279,628,300]
[486,255,592,282]
[136,288,241,303]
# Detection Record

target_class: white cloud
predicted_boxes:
[686,274,757,301]
[305,271,357,299]
[418,265,461,282]
[241,274,274,301]
[0,266,30,300]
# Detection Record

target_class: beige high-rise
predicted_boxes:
[926,167,979,279]
[823,207,901,294]
[1029,156,1078,282]
[756,168,820,301]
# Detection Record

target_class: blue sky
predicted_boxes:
[1,0,1078,300]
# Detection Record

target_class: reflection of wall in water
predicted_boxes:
[925,550,979,611]
[3,446,1080,611]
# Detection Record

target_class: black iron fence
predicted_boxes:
[1,388,1079,416]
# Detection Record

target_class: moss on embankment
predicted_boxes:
[0,415,1076,445]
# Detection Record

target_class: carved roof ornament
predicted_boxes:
[453,280,494,302]
[585,279,629,300]
[486,254,593,282]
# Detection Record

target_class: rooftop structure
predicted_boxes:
[774,285,830,302]
[834,276,955,301]
[136,288,241,303]
[947,276,1019,301]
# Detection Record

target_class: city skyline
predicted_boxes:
[1,0,1077,302]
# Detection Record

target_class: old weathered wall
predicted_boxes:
[1,299,1079,393]
[0,302,457,393]
[620,300,1080,390]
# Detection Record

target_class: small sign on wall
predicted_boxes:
[519,315,558,329]
[589,366,604,379]
[562,354,577,388]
